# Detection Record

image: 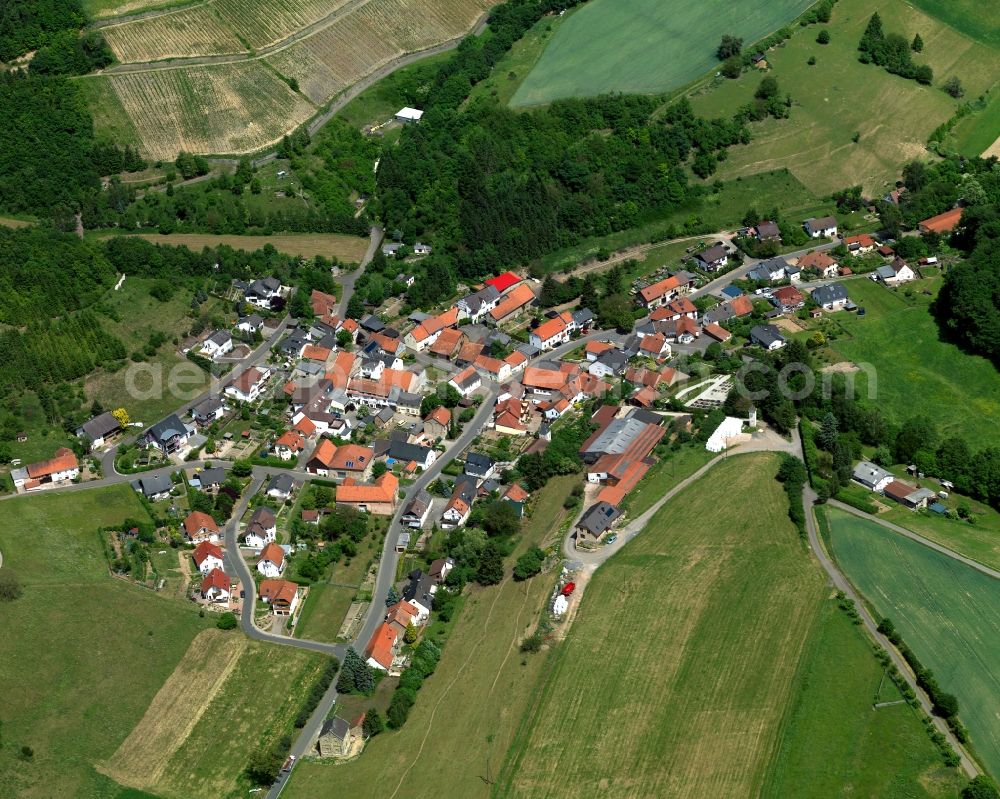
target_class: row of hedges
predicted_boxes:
[386,639,441,729]
[295,656,340,728]
[776,454,807,540]
[876,617,968,743]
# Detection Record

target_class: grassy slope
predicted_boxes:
[287,474,580,799]
[689,0,1000,194]
[0,485,209,799]
[511,0,816,106]
[763,601,961,798]
[907,0,1000,48]
[622,444,715,516]
[826,507,1000,780]
[498,454,827,798]
[85,277,224,425]
[829,277,1000,446]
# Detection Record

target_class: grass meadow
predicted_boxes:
[497,454,828,797]
[763,601,962,798]
[907,0,1000,48]
[825,507,1000,781]
[287,474,580,799]
[689,0,1000,194]
[511,0,816,106]
[0,485,210,798]
[828,277,1000,447]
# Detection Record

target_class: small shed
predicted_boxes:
[395,107,423,124]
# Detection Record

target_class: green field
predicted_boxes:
[498,454,829,797]
[908,0,1000,48]
[825,507,1000,780]
[511,0,816,107]
[0,485,210,798]
[828,277,1000,446]
[763,601,961,798]
[622,444,715,515]
[287,474,580,799]
[949,87,1000,156]
[689,0,1000,194]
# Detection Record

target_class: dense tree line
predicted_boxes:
[0,0,84,61]
[0,227,115,324]
[858,13,933,84]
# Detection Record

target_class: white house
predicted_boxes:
[244,277,282,308]
[852,461,894,492]
[750,325,786,351]
[803,216,838,238]
[529,313,572,351]
[201,330,233,360]
[811,284,850,311]
[224,366,271,403]
[705,416,744,453]
[257,543,286,578]
[448,366,482,398]
[200,568,231,603]
[237,313,264,334]
[192,541,225,575]
[245,506,277,548]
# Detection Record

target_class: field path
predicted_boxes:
[826,499,1000,580]
[983,134,1000,159]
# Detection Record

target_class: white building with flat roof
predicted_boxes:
[395,107,423,124]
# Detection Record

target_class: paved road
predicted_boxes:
[825,499,1000,581]
[336,226,383,318]
[562,427,800,569]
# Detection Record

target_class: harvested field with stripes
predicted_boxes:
[84,0,493,157]
[82,61,315,160]
[268,0,493,104]
[101,5,246,63]
[498,454,829,798]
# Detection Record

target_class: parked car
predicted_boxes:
[606,534,618,544]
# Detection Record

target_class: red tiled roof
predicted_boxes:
[310,289,337,317]
[326,351,356,390]
[184,511,219,538]
[426,406,451,426]
[585,340,615,356]
[919,207,962,233]
[490,284,535,322]
[429,326,464,356]
[532,316,569,342]
[504,483,529,502]
[364,622,398,670]
[26,447,78,478]
[485,271,521,293]
[844,233,876,248]
[293,416,317,436]
[200,567,230,594]
[884,480,917,501]
[259,579,298,606]
[703,323,731,342]
[522,367,568,391]
[275,430,305,451]
[192,540,223,567]
[230,367,266,394]
[258,542,285,567]
[639,275,680,304]
[336,472,398,504]
[773,286,804,305]
[302,344,332,362]
[797,251,836,271]
[729,295,754,317]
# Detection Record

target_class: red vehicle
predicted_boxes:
[282,755,296,772]
[561,582,575,596]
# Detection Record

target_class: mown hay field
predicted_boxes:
[267,0,494,105]
[511,0,816,107]
[101,5,246,63]
[103,631,327,799]
[498,454,827,798]
[0,485,211,798]
[101,231,370,262]
[80,61,315,160]
[689,0,1000,194]
[287,474,580,799]
[825,507,1000,782]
